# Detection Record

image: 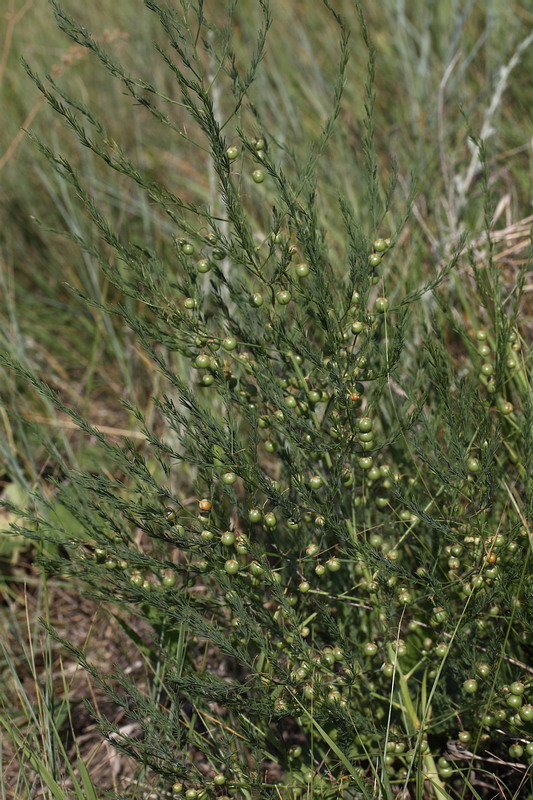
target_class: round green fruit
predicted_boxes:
[222,336,238,351]
[250,292,264,307]
[249,507,262,523]
[508,744,524,759]
[276,290,292,305]
[264,512,277,528]
[196,258,211,274]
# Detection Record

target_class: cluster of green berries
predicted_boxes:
[474,327,519,414]
[225,136,266,183]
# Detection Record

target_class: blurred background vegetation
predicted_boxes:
[1,0,531,795]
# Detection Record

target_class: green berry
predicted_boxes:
[375,296,389,313]
[250,292,264,307]
[309,475,323,489]
[507,693,524,709]
[374,238,387,252]
[194,353,210,369]
[224,559,239,575]
[358,417,373,432]
[508,743,524,759]
[249,507,262,523]
[276,289,292,305]
[221,531,236,546]
[295,262,309,277]
[463,679,478,694]
[196,258,211,273]
[264,512,277,528]
[222,336,238,351]
[369,253,382,267]
[226,145,239,160]
[221,471,237,485]
[497,399,513,415]
[326,557,341,572]
[252,169,265,183]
